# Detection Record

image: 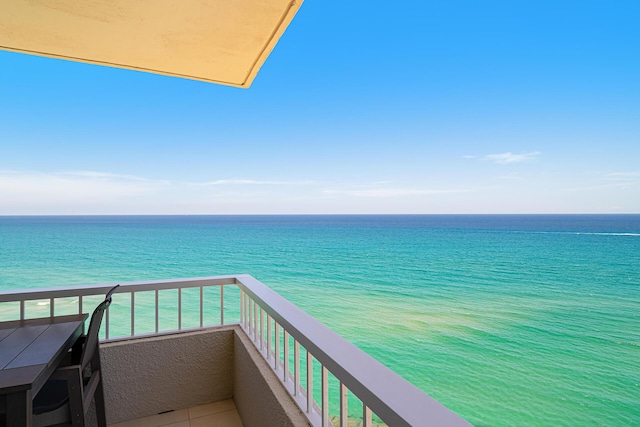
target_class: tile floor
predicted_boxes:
[109,399,243,427]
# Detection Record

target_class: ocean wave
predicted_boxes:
[573,232,640,236]
[531,231,640,237]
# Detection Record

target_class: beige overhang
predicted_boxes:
[0,0,303,88]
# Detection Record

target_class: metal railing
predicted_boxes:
[0,275,470,427]
[0,276,236,339]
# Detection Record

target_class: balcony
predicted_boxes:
[0,275,470,427]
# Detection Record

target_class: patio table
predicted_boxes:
[0,314,87,427]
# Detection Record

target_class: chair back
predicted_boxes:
[80,285,119,370]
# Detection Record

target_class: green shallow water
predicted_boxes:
[1,215,639,426]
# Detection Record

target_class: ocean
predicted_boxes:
[0,214,638,426]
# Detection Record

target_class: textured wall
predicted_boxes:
[100,327,235,424]
[97,326,309,426]
[233,330,311,427]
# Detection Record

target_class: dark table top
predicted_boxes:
[0,314,88,395]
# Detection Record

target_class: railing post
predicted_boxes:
[254,301,259,340]
[178,288,182,330]
[294,340,300,397]
[241,291,246,328]
[340,382,348,427]
[363,406,372,427]
[220,285,225,325]
[248,298,253,337]
[306,352,313,414]
[105,305,110,340]
[260,308,264,350]
[322,366,328,426]
[284,330,290,383]
[199,286,204,328]
[239,292,243,327]
[267,315,272,361]
[274,322,280,370]
[130,291,135,336]
[155,289,159,334]
[80,295,86,335]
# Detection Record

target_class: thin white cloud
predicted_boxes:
[0,170,312,192]
[604,172,640,180]
[0,170,322,214]
[323,186,469,198]
[469,151,542,164]
[53,170,173,187]
[591,172,640,190]
[0,170,166,201]
[495,173,526,181]
[196,178,313,186]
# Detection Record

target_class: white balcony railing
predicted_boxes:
[0,275,470,427]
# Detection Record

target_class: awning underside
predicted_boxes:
[0,0,302,88]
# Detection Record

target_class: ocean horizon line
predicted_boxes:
[1,213,639,217]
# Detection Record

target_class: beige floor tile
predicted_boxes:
[161,422,191,427]
[109,401,244,427]
[188,399,236,419]
[189,409,243,427]
[109,409,189,427]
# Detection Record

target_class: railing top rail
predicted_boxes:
[235,274,470,427]
[0,275,238,302]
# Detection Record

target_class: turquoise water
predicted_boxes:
[1,215,638,426]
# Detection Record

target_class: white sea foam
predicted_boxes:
[574,232,640,236]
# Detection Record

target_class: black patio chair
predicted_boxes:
[32,284,119,427]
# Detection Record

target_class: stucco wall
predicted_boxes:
[233,330,311,427]
[100,327,235,424]
[97,325,309,426]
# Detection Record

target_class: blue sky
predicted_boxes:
[1,0,639,214]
